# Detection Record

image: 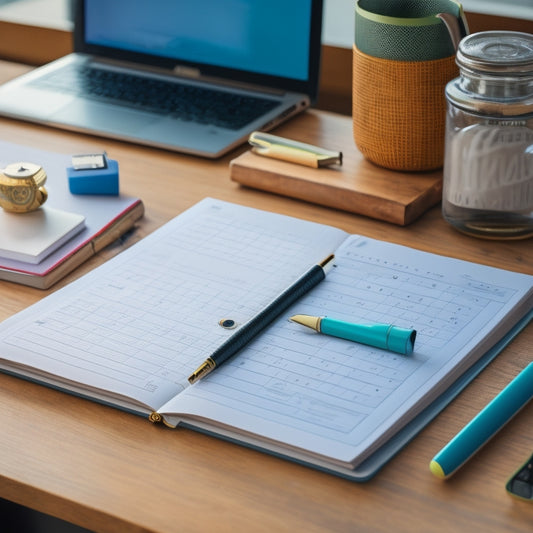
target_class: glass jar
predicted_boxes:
[442,31,533,239]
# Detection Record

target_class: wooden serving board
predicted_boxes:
[230,114,443,226]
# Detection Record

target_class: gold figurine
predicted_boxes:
[0,162,48,213]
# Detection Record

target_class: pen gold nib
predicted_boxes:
[289,314,321,332]
[188,358,217,384]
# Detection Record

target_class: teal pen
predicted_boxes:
[430,361,533,479]
[289,314,416,355]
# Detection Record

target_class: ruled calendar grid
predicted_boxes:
[3,202,343,407]
[184,236,517,443]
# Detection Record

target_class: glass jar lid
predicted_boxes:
[457,31,533,75]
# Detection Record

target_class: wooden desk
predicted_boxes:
[0,60,532,533]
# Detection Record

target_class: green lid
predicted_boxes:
[355,0,467,61]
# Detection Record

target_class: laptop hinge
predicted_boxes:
[173,65,201,79]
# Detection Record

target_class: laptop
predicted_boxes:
[0,0,323,158]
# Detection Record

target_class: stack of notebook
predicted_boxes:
[0,141,144,289]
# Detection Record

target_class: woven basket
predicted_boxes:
[352,45,458,171]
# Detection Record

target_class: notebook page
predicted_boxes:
[0,199,347,411]
[163,235,533,465]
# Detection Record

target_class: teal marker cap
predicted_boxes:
[387,325,417,355]
[318,318,416,355]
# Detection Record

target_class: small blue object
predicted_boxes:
[67,153,119,195]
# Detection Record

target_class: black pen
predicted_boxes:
[188,254,335,384]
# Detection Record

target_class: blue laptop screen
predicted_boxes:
[84,0,314,82]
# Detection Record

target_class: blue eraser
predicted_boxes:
[67,153,119,195]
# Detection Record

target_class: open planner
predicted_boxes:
[0,198,531,481]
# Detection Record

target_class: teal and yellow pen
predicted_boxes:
[289,314,416,355]
[430,361,533,479]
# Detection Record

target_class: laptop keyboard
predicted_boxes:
[33,65,280,130]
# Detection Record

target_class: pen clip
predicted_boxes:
[249,131,342,168]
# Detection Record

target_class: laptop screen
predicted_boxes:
[76,0,323,99]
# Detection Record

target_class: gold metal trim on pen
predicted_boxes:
[319,254,335,270]
[188,357,217,384]
[249,131,342,168]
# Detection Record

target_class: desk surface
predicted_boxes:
[0,60,532,533]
